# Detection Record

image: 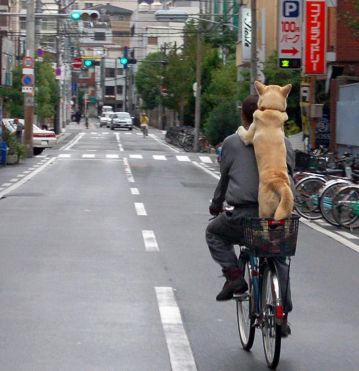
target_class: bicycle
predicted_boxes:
[235,215,300,369]
[141,125,148,137]
[332,185,359,229]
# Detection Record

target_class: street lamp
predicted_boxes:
[155,10,202,152]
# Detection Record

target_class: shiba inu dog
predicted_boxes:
[237,81,293,220]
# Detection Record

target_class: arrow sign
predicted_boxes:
[280,47,299,55]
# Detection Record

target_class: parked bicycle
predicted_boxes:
[235,215,300,369]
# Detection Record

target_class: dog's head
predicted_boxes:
[255,81,292,112]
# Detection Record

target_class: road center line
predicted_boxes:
[123,158,135,183]
[134,202,147,216]
[155,287,197,371]
[142,230,159,251]
[130,187,140,195]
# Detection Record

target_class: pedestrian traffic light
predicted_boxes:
[120,56,128,68]
[70,10,99,21]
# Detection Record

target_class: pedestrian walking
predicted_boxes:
[14,118,24,143]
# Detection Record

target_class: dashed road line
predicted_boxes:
[153,155,167,161]
[106,154,119,159]
[199,156,212,164]
[155,287,197,371]
[130,187,140,195]
[130,154,143,159]
[176,155,190,162]
[82,154,95,158]
[134,202,147,216]
[123,158,135,183]
[142,230,159,252]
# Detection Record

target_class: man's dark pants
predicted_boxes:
[206,206,292,312]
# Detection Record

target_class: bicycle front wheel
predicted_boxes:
[332,185,359,229]
[236,258,255,350]
[261,266,281,369]
[295,176,326,219]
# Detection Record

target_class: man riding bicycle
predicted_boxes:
[206,95,295,336]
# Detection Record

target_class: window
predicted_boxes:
[116,86,123,95]
[105,86,115,95]
[105,68,115,78]
[94,32,106,41]
[148,37,158,45]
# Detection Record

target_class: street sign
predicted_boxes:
[22,86,33,93]
[304,0,326,74]
[278,0,303,69]
[24,95,34,106]
[22,74,34,86]
[72,57,82,69]
[22,56,34,68]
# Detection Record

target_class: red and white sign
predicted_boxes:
[278,0,303,62]
[72,57,82,69]
[304,0,326,75]
[22,56,34,68]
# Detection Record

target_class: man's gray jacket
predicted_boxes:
[211,133,296,208]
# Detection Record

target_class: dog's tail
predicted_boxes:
[274,183,294,221]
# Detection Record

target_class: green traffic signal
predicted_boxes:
[83,59,94,68]
[120,57,128,65]
[70,11,82,21]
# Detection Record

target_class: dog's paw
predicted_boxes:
[237,126,250,145]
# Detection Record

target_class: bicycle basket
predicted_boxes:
[242,215,300,257]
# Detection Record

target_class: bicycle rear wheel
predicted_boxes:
[295,176,326,219]
[261,266,281,369]
[236,259,255,350]
[332,185,359,229]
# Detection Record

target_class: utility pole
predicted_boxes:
[24,0,35,157]
[193,27,202,152]
[54,0,62,134]
[250,0,257,94]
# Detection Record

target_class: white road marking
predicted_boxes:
[60,133,84,151]
[1,183,11,187]
[153,155,167,160]
[123,158,135,183]
[336,230,358,240]
[16,174,25,178]
[142,230,159,252]
[151,135,180,153]
[176,155,190,162]
[136,132,143,136]
[300,218,359,253]
[134,202,147,216]
[130,154,143,159]
[58,154,71,158]
[102,132,109,135]
[0,158,57,199]
[0,187,3,191]
[106,154,120,159]
[115,133,124,152]
[130,187,140,195]
[82,154,95,158]
[155,287,197,371]
[199,156,212,164]
[192,161,220,180]
[23,170,31,174]
[10,178,18,182]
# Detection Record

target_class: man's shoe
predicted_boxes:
[216,267,248,301]
[281,316,291,338]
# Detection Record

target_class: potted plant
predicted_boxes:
[2,129,27,164]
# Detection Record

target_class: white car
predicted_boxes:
[110,112,133,130]
[3,119,57,155]
[99,112,115,128]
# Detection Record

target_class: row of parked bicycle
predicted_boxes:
[294,150,359,230]
[164,126,211,152]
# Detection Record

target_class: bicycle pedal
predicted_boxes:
[233,292,249,300]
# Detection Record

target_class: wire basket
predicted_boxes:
[242,215,300,257]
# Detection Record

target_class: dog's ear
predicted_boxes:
[254,81,266,95]
[281,84,292,98]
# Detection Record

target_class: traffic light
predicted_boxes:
[120,56,128,68]
[83,59,94,68]
[70,10,99,21]
[279,58,301,69]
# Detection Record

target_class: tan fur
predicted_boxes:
[237,81,294,220]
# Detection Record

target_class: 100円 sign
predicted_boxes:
[278,0,303,69]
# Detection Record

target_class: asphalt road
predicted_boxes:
[0,123,358,370]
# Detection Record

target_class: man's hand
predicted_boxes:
[209,201,222,216]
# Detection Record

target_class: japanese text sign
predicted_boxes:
[278,0,303,69]
[304,0,326,74]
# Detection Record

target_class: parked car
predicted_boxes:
[99,112,115,128]
[2,119,57,155]
[110,112,133,131]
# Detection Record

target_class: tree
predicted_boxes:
[135,52,163,110]
[0,65,23,118]
[204,100,240,146]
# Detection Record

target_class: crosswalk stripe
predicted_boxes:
[106,154,120,159]
[130,154,143,159]
[58,154,71,158]
[176,155,190,162]
[153,155,167,160]
[199,156,212,164]
[82,154,95,158]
